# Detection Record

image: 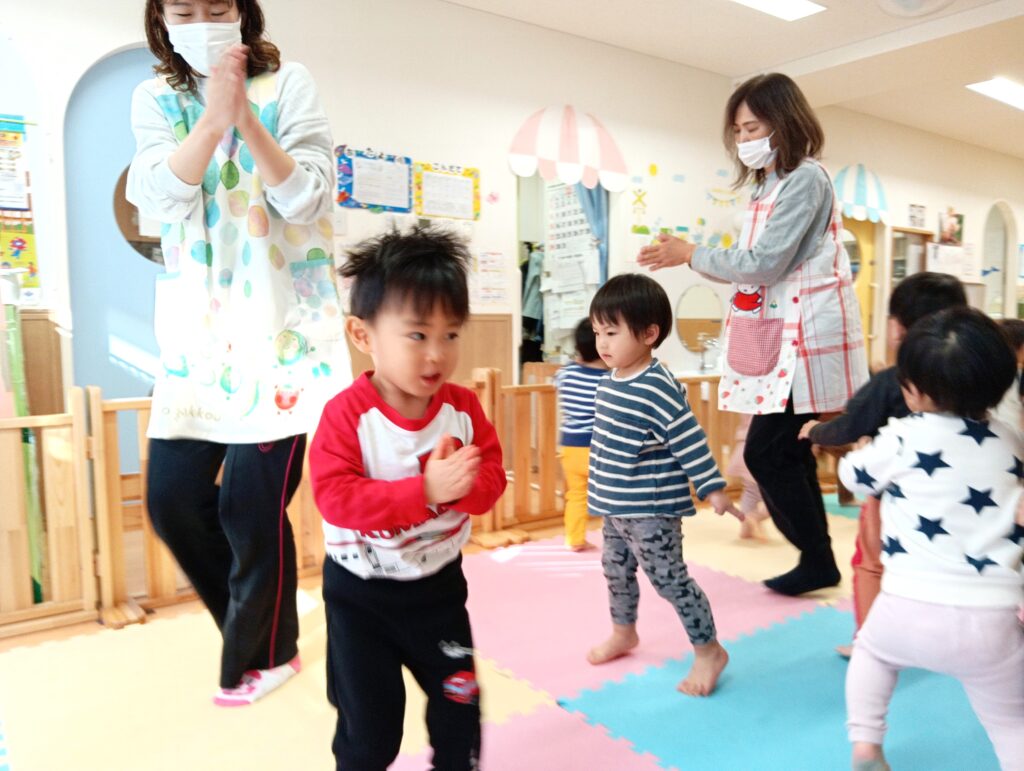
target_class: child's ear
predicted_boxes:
[643,324,661,346]
[346,316,373,354]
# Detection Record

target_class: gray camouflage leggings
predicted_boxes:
[602,515,717,646]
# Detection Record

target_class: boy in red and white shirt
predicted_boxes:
[310,227,506,771]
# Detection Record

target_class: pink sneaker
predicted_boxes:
[213,656,301,707]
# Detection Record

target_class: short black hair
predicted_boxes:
[340,225,470,324]
[999,318,1024,352]
[573,318,599,361]
[888,271,967,330]
[897,307,1016,421]
[590,273,672,348]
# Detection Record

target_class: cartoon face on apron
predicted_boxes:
[718,160,867,415]
[147,72,348,443]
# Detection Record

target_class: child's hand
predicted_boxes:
[707,490,744,521]
[854,435,872,450]
[424,434,481,505]
[1015,492,1024,527]
[798,420,819,441]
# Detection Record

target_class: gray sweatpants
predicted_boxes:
[602,515,717,646]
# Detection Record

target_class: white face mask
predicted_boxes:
[737,132,777,170]
[166,21,242,77]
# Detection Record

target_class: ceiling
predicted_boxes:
[440,0,1024,159]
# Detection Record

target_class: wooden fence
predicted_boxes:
[0,369,736,637]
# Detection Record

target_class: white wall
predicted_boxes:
[7,0,1024,380]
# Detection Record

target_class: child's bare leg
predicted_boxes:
[677,640,729,697]
[587,622,640,665]
[851,742,889,771]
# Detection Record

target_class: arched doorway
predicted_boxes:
[981,202,1018,318]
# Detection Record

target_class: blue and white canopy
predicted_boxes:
[832,164,889,223]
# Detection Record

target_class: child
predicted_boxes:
[585,274,742,696]
[993,318,1024,432]
[725,414,770,539]
[309,227,507,771]
[554,319,609,551]
[840,307,1024,771]
[799,272,967,644]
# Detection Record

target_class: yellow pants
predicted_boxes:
[559,446,591,547]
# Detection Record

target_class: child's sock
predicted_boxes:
[213,655,301,707]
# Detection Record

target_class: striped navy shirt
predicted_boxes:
[588,360,725,517]
[554,362,608,447]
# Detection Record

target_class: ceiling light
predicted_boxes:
[966,77,1024,112]
[729,0,827,21]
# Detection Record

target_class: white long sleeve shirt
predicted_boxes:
[127,61,335,226]
[839,412,1024,609]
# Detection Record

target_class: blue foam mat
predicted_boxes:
[559,607,998,771]
[822,492,861,520]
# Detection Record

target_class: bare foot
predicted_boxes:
[851,742,889,771]
[677,641,729,696]
[739,517,762,539]
[570,540,597,552]
[836,644,853,659]
[587,624,639,665]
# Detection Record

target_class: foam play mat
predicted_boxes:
[0,512,1000,770]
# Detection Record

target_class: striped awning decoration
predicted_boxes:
[832,163,889,223]
[507,105,628,191]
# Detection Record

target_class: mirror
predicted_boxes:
[675,284,723,352]
[841,228,861,279]
[113,166,164,264]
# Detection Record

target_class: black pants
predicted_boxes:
[147,436,305,688]
[743,401,835,568]
[324,556,481,771]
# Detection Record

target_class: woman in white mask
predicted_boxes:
[127,0,348,706]
[638,73,867,597]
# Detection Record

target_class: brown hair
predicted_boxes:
[723,73,824,189]
[144,0,281,93]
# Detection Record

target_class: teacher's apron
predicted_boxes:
[145,72,349,443]
[719,160,866,415]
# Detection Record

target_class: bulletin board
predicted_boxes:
[336,145,413,213]
[413,162,480,221]
[0,115,40,299]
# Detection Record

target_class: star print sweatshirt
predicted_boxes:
[839,412,1024,609]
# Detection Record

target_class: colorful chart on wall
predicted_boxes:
[335,145,412,213]
[413,162,480,221]
[0,115,40,300]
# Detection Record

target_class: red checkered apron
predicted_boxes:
[719,160,867,415]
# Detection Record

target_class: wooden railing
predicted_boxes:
[0,388,97,639]
[0,369,737,637]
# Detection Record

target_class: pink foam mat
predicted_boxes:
[391,704,671,771]
[462,533,823,700]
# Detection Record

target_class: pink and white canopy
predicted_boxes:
[508,105,628,192]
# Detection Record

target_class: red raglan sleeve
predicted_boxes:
[451,389,508,515]
[309,392,430,531]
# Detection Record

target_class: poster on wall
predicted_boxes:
[469,251,509,306]
[336,145,413,213]
[0,114,40,303]
[414,162,480,221]
[927,242,980,283]
[939,207,964,246]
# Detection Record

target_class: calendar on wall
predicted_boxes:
[542,181,599,356]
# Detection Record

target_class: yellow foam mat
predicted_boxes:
[682,510,857,604]
[0,591,550,770]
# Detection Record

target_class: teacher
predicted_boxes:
[128,0,348,705]
[638,73,867,596]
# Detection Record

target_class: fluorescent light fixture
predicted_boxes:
[729,0,827,21]
[966,77,1024,112]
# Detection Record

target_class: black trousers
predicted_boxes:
[147,436,305,688]
[324,556,481,771]
[743,401,835,568]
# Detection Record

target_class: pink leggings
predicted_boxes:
[846,593,1024,770]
